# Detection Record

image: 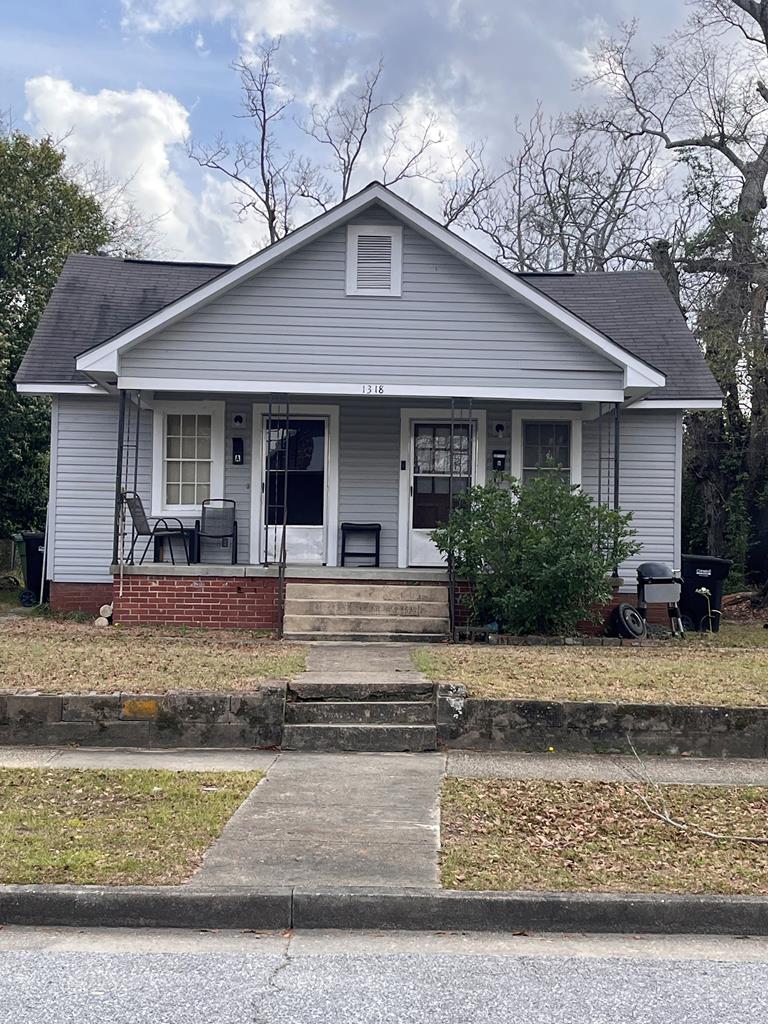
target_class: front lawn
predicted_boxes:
[0,767,261,884]
[0,618,305,693]
[442,778,768,895]
[415,623,768,706]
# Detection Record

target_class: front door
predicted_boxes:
[408,420,475,566]
[261,416,328,564]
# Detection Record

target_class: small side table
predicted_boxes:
[340,522,381,567]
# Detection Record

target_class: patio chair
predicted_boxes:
[122,491,192,565]
[194,499,238,564]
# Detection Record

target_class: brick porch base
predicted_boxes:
[50,582,114,616]
[51,575,672,634]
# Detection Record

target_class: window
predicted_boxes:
[151,401,225,514]
[412,423,471,529]
[164,413,212,506]
[522,420,572,484]
[346,224,402,296]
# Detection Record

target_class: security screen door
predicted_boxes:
[262,417,327,564]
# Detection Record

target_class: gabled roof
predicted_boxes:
[15,256,227,390]
[69,182,665,392]
[15,182,721,404]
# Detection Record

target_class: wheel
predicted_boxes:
[611,602,647,639]
[19,589,37,607]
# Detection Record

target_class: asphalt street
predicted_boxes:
[1,928,767,1023]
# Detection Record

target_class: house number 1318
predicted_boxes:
[362,384,384,394]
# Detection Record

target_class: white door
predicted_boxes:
[408,420,477,567]
[261,415,328,564]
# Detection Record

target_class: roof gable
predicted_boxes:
[74,182,665,391]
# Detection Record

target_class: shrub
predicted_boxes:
[431,475,640,635]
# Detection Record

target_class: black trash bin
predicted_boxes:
[679,554,732,632]
[13,531,47,607]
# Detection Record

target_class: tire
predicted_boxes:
[611,602,647,639]
[19,589,37,607]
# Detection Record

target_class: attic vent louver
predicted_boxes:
[346,224,402,296]
[357,233,392,290]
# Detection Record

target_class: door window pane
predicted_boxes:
[412,422,472,529]
[264,418,326,526]
[522,420,571,484]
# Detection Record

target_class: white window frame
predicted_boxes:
[151,400,225,516]
[345,224,403,296]
[509,409,582,488]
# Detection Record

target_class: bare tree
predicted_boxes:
[467,109,671,272]
[578,5,768,562]
[439,141,508,228]
[188,39,302,244]
[298,59,443,210]
[70,162,164,258]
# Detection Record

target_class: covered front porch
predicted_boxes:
[108,387,629,637]
[112,390,624,575]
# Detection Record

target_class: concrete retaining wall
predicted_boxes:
[0,686,286,748]
[437,685,768,758]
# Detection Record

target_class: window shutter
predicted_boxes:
[356,233,393,291]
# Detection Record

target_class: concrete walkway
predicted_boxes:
[300,641,428,686]
[190,751,445,888]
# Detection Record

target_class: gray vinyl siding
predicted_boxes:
[582,410,680,587]
[50,396,679,586]
[338,400,401,566]
[52,396,119,583]
[121,209,623,394]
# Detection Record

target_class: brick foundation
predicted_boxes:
[50,582,114,616]
[113,575,280,630]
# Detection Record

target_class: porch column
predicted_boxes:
[112,390,127,565]
[613,402,621,511]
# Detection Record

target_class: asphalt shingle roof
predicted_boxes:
[16,253,721,402]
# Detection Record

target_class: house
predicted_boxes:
[15,182,722,639]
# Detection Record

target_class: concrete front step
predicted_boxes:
[284,632,449,643]
[281,723,438,752]
[285,700,435,725]
[285,583,448,603]
[289,681,435,702]
[284,599,449,617]
[283,615,450,634]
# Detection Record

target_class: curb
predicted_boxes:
[2,885,768,935]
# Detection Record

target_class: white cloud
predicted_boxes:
[194,31,210,56]
[23,75,250,262]
[121,0,335,40]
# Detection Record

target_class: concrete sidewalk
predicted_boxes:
[190,751,445,888]
[447,750,768,786]
[5,745,768,787]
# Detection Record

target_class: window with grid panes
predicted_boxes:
[164,413,212,507]
[412,423,471,529]
[522,421,571,484]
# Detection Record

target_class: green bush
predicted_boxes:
[431,475,640,636]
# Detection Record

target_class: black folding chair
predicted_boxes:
[194,499,238,564]
[123,491,191,565]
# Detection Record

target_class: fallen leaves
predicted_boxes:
[441,778,768,895]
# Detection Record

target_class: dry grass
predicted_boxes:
[442,778,768,895]
[0,767,262,885]
[0,618,305,693]
[415,623,768,706]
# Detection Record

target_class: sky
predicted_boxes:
[1,0,690,262]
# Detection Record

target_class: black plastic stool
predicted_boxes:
[340,523,381,567]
